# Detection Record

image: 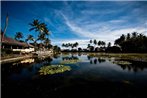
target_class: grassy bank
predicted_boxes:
[88,53,147,62]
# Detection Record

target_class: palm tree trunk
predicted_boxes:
[2,14,9,40]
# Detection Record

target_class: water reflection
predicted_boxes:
[88,55,106,64]
[61,55,80,64]
[20,58,35,64]
[87,54,147,72]
[117,61,147,72]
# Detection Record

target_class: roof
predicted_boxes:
[1,33,34,48]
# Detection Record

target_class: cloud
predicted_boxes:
[59,12,147,48]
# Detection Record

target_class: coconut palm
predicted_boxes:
[93,39,97,46]
[107,42,111,47]
[38,33,46,43]
[15,32,23,41]
[98,41,102,47]
[44,38,51,49]
[127,33,131,40]
[90,40,92,44]
[2,14,9,41]
[25,34,34,43]
[132,32,137,38]
[29,19,40,32]
[74,42,79,49]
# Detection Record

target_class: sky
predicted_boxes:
[1,1,147,48]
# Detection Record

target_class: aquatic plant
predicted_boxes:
[39,65,71,75]
[113,61,132,65]
[60,59,81,64]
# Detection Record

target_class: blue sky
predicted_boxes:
[1,1,147,48]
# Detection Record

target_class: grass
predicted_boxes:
[88,53,147,62]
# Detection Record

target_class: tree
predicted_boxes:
[74,42,79,49]
[38,33,46,42]
[101,41,106,47]
[98,41,102,47]
[15,32,23,41]
[114,34,125,46]
[90,40,92,44]
[2,14,9,41]
[114,32,147,52]
[44,38,51,49]
[107,42,111,47]
[127,33,130,40]
[132,32,137,38]
[29,19,40,32]
[53,45,61,52]
[25,35,34,43]
[78,47,82,51]
[29,19,51,50]
[93,39,97,47]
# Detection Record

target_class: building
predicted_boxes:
[1,32,34,53]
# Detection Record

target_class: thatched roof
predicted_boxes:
[1,33,34,48]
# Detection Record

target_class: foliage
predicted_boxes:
[62,42,79,50]
[39,65,71,75]
[15,32,23,41]
[29,19,51,49]
[114,32,147,53]
[113,61,132,65]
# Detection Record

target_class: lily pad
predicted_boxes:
[39,65,71,75]
[113,61,132,65]
[60,60,81,64]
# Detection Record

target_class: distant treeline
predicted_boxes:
[62,32,147,53]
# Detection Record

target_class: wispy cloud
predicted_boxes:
[2,1,147,48]
[58,11,147,48]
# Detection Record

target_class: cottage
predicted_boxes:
[1,32,34,53]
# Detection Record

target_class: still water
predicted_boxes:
[2,53,147,98]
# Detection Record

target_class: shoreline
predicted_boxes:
[0,55,33,64]
[1,52,147,64]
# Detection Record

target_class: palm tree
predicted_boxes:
[101,41,106,47]
[25,34,34,43]
[132,32,137,38]
[44,38,51,49]
[38,33,46,43]
[2,14,9,41]
[29,19,40,32]
[107,42,111,47]
[62,43,65,47]
[75,42,79,49]
[98,41,102,47]
[15,32,23,41]
[93,39,97,47]
[127,33,131,40]
[29,19,51,50]
[114,34,125,46]
[90,40,92,44]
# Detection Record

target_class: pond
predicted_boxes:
[2,53,147,98]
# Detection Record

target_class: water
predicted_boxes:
[2,53,147,98]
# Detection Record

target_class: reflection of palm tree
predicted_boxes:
[90,60,93,64]
[98,57,106,63]
[94,59,97,64]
